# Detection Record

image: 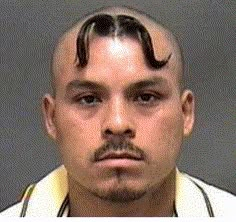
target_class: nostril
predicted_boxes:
[104,129,113,135]
[103,128,135,139]
[124,129,135,138]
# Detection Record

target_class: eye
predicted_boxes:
[134,92,161,105]
[75,94,102,107]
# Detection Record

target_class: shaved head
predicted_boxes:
[43,7,195,215]
[51,6,184,95]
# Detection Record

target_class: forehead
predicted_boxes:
[83,37,170,79]
[55,37,180,96]
[52,13,182,92]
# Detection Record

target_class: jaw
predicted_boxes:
[67,167,176,216]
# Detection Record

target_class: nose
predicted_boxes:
[101,97,136,141]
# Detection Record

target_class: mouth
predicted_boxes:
[95,151,144,162]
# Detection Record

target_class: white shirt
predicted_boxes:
[1,165,235,217]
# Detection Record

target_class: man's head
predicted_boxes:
[42,6,194,203]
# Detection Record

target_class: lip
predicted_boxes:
[95,151,143,162]
[94,158,144,169]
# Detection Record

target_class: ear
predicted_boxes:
[42,94,57,140]
[181,90,195,137]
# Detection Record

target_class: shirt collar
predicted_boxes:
[23,166,211,217]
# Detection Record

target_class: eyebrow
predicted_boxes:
[66,76,169,94]
[126,76,169,91]
[66,80,107,93]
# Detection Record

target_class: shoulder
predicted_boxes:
[181,172,236,216]
[0,202,23,217]
[0,182,36,217]
[0,166,68,217]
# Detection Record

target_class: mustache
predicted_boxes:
[93,141,146,162]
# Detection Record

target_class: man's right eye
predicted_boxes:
[75,95,102,107]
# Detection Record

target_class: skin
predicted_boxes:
[42,7,195,217]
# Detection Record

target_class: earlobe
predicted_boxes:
[181,90,195,137]
[42,94,57,140]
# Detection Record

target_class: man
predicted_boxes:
[1,6,235,217]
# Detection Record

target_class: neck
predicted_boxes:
[68,169,176,217]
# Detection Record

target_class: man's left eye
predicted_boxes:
[76,95,102,106]
[134,93,160,105]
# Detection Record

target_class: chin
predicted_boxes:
[90,177,150,203]
[91,185,147,203]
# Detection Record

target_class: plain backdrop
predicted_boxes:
[0,0,235,211]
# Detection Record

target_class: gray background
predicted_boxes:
[0,0,235,211]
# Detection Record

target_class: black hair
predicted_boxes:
[76,14,171,69]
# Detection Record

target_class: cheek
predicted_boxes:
[54,105,100,162]
[137,105,184,161]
